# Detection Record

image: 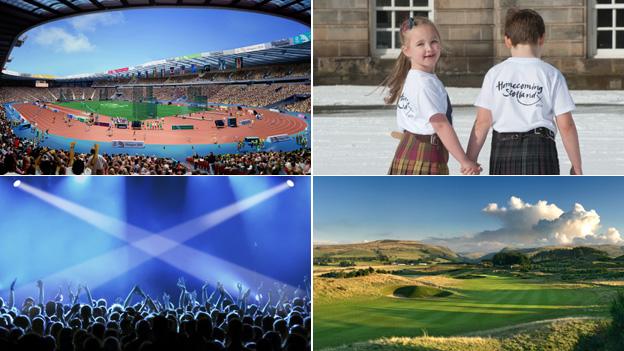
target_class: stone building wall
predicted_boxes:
[314,0,624,89]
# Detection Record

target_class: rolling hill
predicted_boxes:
[314,240,461,263]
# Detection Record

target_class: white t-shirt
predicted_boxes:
[396,70,450,135]
[474,57,575,134]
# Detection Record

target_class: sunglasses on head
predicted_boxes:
[401,17,415,32]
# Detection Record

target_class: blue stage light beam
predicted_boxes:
[13,180,298,298]
[15,182,153,242]
[156,181,292,243]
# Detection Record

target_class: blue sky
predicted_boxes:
[314,177,624,253]
[6,8,309,76]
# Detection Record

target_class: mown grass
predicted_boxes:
[317,319,614,351]
[314,274,617,349]
[57,101,205,120]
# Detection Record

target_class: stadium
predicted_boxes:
[0,1,311,175]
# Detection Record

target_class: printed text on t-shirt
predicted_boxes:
[496,81,543,106]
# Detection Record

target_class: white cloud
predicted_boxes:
[427,196,622,253]
[483,196,563,229]
[32,27,94,53]
[536,203,602,245]
[69,12,125,32]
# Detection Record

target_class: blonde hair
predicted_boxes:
[382,16,442,105]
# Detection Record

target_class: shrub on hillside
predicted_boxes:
[610,291,624,341]
[492,251,529,267]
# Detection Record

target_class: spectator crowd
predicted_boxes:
[0,276,310,351]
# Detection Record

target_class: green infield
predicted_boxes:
[314,274,618,349]
[56,101,207,121]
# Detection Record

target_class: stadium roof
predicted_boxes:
[1,31,310,80]
[0,0,311,74]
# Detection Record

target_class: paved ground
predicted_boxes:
[313,105,624,175]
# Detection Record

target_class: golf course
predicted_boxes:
[313,241,624,350]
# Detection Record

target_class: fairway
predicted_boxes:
[57,101,206,120]
[314,274,616,349]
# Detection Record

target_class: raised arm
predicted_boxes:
[261,291,272,314]
[303,276,310,300]
[84,284,94,307]
[124,285,144,308]
[8,278,16,310]
[37,280,44,306]
[236,282,244,306]
[556,112,582,175]
[241,288,251,315]
[466,107,493,165]
[207,284,219,306]
[144,295,158,313]
[177,277,187,309]
[430,114,480,175]
[72,285,82,305]
[219,283,234,309]
[187,290,197,309]
[54,286,63,303]
[162,292,172,310]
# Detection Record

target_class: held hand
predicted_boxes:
[460,160,481,175]
[10,278,16,291]
[36,280,43,289]
[237,282,243,292]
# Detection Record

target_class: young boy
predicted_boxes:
[466,8,582,175]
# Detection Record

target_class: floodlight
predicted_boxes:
[13,180,21,188]
[286,180,295,188]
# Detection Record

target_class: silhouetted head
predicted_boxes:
[227,318,243,343]
[31,317,45,335]
[45,301,56,317]
[273,319,287,339]
[103,336,121,351]
[91,322,105,340]
[83,336,101,351]
[262,331,282,351]
[80,305,93,320]
[17,332,43,350]
[135,319,151,339]
[13,315,30,330]
[283,333,307,351]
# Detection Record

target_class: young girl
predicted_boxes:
[385,17,479,175]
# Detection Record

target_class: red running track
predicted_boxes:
[12,103,308,145]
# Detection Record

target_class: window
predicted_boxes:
[372,0,434,57]
[594,0,624,57]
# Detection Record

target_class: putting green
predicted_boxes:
[314,275,615,349]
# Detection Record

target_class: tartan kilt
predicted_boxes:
[490,131,559,175]
[388,131,449,175]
